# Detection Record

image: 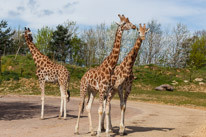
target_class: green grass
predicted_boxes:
[1,55,206,109]
[129,89,206,108]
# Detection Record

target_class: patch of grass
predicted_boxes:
[1,55,206,109]
[130,89,206,107]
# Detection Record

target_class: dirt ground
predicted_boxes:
[0,95,206,137]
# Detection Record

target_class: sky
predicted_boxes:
[0,0,206,32]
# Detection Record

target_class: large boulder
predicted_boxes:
[155,84,174,91]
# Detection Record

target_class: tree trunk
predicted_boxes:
[3,44,6,56]
[14,45,21,60]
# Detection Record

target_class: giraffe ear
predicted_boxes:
[25,27,27,30]
[146,28,150,33]
[28,28,31,31]
[116,22,120,26]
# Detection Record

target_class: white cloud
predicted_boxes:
[0,0,206,30]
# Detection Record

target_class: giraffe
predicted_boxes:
[102,24,150,136]
[74,14,136,136]
[23,27,70,120]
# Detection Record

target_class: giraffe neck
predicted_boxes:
[100,26,123,70]
[24,35,52,67]
[121,37,142,69]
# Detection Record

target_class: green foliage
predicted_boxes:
[69,36,85,66]
[134,65,179,86]
[49,25,72,62]
[2,55,206,108]
[1,71,19,81]
[130,89,206,107]
[1,55,36,79]
[66,65,88,80]
[189,36,206,69]
[12,26,29,55]
[0,20,15,55]
[34,26,53,56]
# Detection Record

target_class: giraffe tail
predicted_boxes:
[67,73,70,102]
[80,89,87,114]
[67,90,70,102]
[81,99,85,114]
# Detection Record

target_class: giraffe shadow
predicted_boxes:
[0,101,59,121]
[43,114,87,120]
[111,126,175,136]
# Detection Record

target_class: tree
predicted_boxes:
[141,20,163,65]
[64,20,78,36]
[0,20,15,56]
[12,26,29,59]
[34,26,53,56]
[170,23,190,67]
[96,23,108,64]
[188,36,206,69]
[69,36,85,66]
[81,29,98,66]
[50,25,72,62]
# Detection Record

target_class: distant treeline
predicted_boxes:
[0,20,206,69]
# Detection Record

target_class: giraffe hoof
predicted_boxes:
[119,132,127,136]
[108,129,114,133]
[91,131,97,136]
[63,117,67,120]
[40,117,44,120]
[101,128,106,132]
[74,132,80,135]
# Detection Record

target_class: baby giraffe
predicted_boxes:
[74,14,136,137]
[24,28,70,120]
[102,24,149,136]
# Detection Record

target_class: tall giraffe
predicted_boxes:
[24,27,70,120]
[103,24,149,135]
[74,14,136,136]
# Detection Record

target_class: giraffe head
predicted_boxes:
[137,24,150,40]
[24,27,33,42]
[116,14,136,30]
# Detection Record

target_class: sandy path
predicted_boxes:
[0,95,206,137]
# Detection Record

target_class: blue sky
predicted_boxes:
[0,0,206,32]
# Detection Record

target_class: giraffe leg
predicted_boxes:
[118,88,126,136]
[62,85,67,120]
[39,81,45,120]
[97,89,105,136]
[105,90,116,137]
[108,89,117,133]
[108,102,113,133]
[119,84,131,136]
[74,84,87,135]
[86,92,96,136]
[101,98,106,132]
[104,89,117,134]
[59,85,65,119]
[63,92,67,120]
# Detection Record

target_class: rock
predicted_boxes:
[184,80,189,83]
[155,84,174,91]
[176,69,181,72]
[155,86,165,91]
[194,78,203,82]
[199,82,205,85]
[144,66,149,69]
[8,66,14,71]
[185,69,190,72]
[172,80,178,85]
